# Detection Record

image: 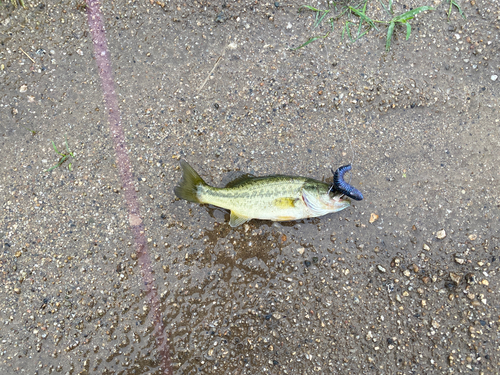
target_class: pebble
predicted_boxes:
[297,247,305,255]
[390,257,401,267]
[436,229,446,239]
[377,265,386,273]
[491,75,498,81]
[423,243,430,251]
[449,272,461,284]
[468,234,477,241]
[465,273,477,285]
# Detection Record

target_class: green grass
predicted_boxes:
[292,0,441,51]
[46,140,75,172]
[2,0,26,8]
[21,125,37,136]
[447,0,466,20]
[383,6,434,51]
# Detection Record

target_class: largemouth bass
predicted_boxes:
[174,160,362,227]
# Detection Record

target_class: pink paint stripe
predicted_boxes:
[86,1,172,373]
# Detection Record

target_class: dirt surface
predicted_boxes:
[1,0,499,374]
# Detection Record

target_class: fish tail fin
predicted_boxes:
[174,160,208,203]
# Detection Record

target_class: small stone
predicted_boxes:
[467,293,475,300]
[403,269,411,277]
[422,276,430,284]
[14,287,21,294]
[130,253,137,260]
[377,265,386,273]
[15,251,22,257]
[448,294,455,301]
[468,234,477,241]
[369,213,379,223]
[423,244,430,251]
[436,230,446,239]
[454,256,466,265]
[390,257,401,267]
[450,272,462,284]
[215,12,225,23]
[297,247,305,255]
[20,84,28,93]
[481,279,489,286]
[465,273,477,285]
[491,75,498,81]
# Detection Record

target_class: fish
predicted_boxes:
[174,160,363,227]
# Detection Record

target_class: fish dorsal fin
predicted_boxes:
[229,211,250,227]
[224,173,256,188]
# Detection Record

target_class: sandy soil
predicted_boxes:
[1,0,499,373]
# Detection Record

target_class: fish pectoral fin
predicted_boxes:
[229,211,251,227]
[272,197,299,209]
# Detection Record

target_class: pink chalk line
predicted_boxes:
[86,0,172,373]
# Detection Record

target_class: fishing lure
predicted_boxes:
[331,165,364,201]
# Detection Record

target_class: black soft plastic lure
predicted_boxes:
[331,165,363,201]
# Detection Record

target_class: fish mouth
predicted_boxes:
[331,195,351,211]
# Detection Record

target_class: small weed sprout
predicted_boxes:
[447,0,466,20]
[293,1,435,51]
[2,0,26,8]
[46,140,75,172]
[384,6,434,51]
[21,125,37,136]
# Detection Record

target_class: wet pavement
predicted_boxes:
[1,0,499,374]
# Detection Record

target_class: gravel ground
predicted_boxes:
[1,0,499,374]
